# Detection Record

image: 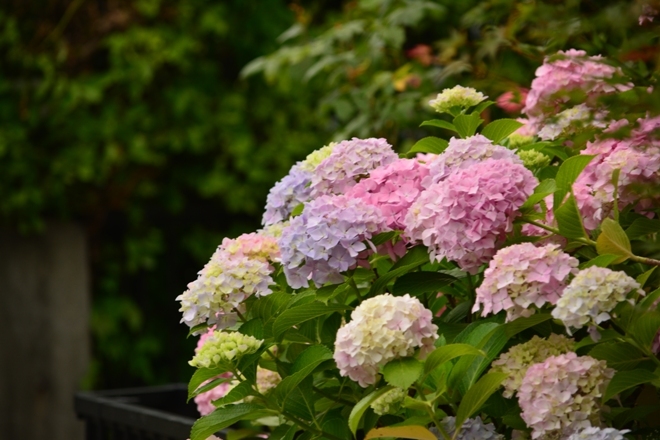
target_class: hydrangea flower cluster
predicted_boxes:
[177,232,279,330]
[565,427,629,440]
[473,243,579,321]
[524,49,632,132]
[437,416,504,440]
[428,86,488,114]
[491,334,575,398]
[193,328,233,415]
[517,149,551,169]
[333,294,438,387]
[370,388,407,415]
[278,194,387,288]
[346,158,429,230]
[496,88,528,114]
[573,117,660,230]
[262,164,313,226]
[552,267,643,337]
[255,366,281,395]
[536,103,607,141]
[518,353,614,439]
[405,159,538,273]
[189,331,263,368]
[310,138,398,197]
[423,135,522,187]
[298,142,338,172]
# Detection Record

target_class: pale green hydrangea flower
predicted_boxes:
[428,86,487,114]
[370,388,407,415]
[508,133,535,148]
[517,149,551,169]
[491,334,575,398]
[299,142,338,172]
[189,331,263,368]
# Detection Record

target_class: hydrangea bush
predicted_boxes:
[180,49,660,440]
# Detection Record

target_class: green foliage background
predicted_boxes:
[2,0,659,388]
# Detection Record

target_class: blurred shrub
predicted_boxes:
[0,0,331,387]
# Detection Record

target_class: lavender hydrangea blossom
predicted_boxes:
[278,194,387,288]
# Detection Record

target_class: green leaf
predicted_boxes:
[603,369,658,402]
[291,203,304,217]
[382,357,423,389]
[596,218,633,264]
[626,218,660,239]
[472,100,495,114]
[480,118,524,143]
[191,403,270,440]
[639,287,660,310]
[370,231,397,246]
[454,372,507,433]
[502,313,553,337]
[189,367,229,400]
[589,342,648,370]
[272,302,349,340]
[630,311,660,349]
[423,344,485,374]
[554,194,588,240]
[406,136,449,156]
[553,155,595,209]
[579,254,621,269]
[272,345,333,406]
[348,386,394,435]
[188,322,210,337]
[420,119,457,132]
[453,113,483,138]
[393,271,457,296]
[442,301,471,324]
[520,179,556,211]
[638,268,657,288]
[212,380,254,407]
[239,318,264,339]
[370,246,429,295]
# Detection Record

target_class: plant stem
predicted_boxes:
[524,219,597,246]
[348,277,363,301]
[416,384,452,440]
[630,254,660,267]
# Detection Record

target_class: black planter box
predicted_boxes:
[74,383,214,440]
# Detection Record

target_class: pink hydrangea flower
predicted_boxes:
[523,49,632,133]
[310,138,398,197]
[519,353,614,439]
[496,88,528,114]
[473,243,579,321]
[346,158,429,230]
[405,158,538,273]
[572,117,660,230]
[333,293,438,387]
[424,134,522,187]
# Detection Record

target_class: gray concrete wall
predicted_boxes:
[0,223,89,440]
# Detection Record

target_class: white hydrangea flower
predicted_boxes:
[333,293,438,387]
[552,266,643,337]
[428,86,488,114]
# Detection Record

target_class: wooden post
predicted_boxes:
[0,222,90,440]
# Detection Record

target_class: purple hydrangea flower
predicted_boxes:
[278,194,387,288]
